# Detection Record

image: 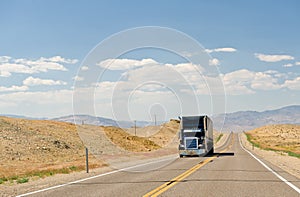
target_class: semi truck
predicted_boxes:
[178,115,214,157]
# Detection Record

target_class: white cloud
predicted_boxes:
[0,63,35,77]
[295,62,300,66]
[23,76,67,86]
[225,84,255,95]
[222,69,283,94]
[222,69,255,95]
[254,53,294,62]
[81,66,89,71]
[97,58,157,70]
[39,56,78,64]
[283,63,293,67]
[0,85,28,92]
[32,62,68,72]
[209,58,220,66]
[73,76,84,81]
[0,89,73,118]
[0,55,75,77]
[0,71,11,77]
[0,56,11,63]
[205,47,237,53]
[250,72,281,90]
[283,77,300,90]
[223,69,254,83]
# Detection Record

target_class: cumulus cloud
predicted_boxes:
[209,58,220,66]
[254,53,294,62]
[283,63,293,68]
[97,58,157,70]
[296,62,300,66]
[0,63,35,77]
[0,85,28,92]
[0,55,76,77]
[73,76,84,81]
[23,76,67,86]
[250,72,281,90]
[205,47,237,53]
[283,77,300,90]
[0,56,11,63]
[88,58,300,97]
[0,89,73,117]
[39,56,78,64]
[81,66,89,71]
[222,69,255,95]
[222,69,284,94]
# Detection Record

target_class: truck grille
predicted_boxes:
[185,138,198,149]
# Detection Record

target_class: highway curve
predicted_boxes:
[19,134,300,197]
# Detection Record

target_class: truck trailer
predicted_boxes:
[178,115,213,157]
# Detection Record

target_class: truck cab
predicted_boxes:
[179,116,213,157]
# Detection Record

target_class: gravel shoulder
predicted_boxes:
[240,132,300,179]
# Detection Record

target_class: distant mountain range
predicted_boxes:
[1,105,299,130]
[212,105,300,132]
[52,115,158,128]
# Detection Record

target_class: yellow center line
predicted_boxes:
[143,134,234,197]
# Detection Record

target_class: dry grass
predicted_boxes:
[103,119,180,152]
[0,116,224,185]
[246,124,300,157]
[213,130,223,144]
[0,117,181,184]
[103,126,161,152]
[0,116,104,181]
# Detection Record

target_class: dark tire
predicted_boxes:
[179,155,183,158]
[208,147,214,155]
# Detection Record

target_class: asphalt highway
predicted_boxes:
[20,134,300,197]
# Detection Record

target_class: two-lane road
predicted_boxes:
[19,134,300,197]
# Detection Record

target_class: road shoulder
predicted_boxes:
[239,132,300,179]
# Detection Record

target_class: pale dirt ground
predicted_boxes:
[245,124,300,154]
[0,119,226,196]
[240,132,300,179]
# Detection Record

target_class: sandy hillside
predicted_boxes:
[0,117,105,179]
[0,116,225,185]
[0,117,181,181]
[125,119,222,148]
[245,124,300,155]
[103,126,161,152]
[125,119,180,147]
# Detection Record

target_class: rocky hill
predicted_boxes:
[3,105,300,132]
[0,116,178,183]
[213,105,300,132]
[53,115,157,128]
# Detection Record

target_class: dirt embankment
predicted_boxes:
[103,119,180,152]
[103,126,161,152]
[0,117,104,180]
[245,124,300,155]
[1,116,225,186]
[241,124,300,179]
[0,117,180,182]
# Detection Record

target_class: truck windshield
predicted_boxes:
[182,117,204,129]
[183,131,203,138]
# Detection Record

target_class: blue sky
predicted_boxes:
[0,1,299,120]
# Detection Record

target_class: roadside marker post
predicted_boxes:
[86,147,89,173]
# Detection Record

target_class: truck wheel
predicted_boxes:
[179,155,183,158]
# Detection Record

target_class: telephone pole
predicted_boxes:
[134,120,136,136]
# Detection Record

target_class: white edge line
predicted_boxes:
[16,156,177,197]
[238,134,300,194]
